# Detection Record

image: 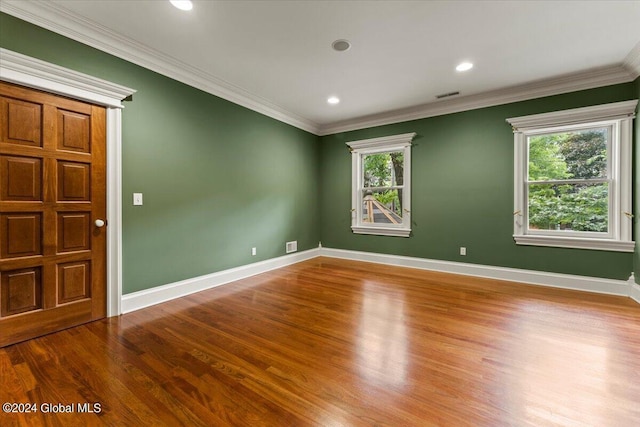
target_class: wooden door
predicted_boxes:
[0,81,106,347]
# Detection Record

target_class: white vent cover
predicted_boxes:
[286,241,298,253]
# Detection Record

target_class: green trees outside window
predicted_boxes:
[527,128,609,232]
[362,152,404,221]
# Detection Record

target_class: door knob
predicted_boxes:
[95,219,106,228]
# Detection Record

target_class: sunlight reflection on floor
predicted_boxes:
[357,281,408,389]
[509,301,614,425]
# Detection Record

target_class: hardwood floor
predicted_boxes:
[1,257,639,426]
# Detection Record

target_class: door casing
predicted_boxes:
[0,48,136,317]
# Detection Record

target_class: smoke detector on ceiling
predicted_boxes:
[332,40,351,52]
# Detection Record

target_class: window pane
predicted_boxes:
[363,152,403,187]
[528,128,608,181]
[362,189,403,224]
[528,183,608,232]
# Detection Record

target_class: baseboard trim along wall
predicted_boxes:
[121,248,321,313]
[630,277,640,305]
[121,246,640,314]
[319,247,638,301]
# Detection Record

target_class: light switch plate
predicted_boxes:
[133,193,143,206]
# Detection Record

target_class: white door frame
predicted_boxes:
[0,48,136,317]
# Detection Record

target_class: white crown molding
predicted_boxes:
[0,0,321,134]
[623,41,640,79]
[121,248,320,313]
[2,1,637,137]
[318,64,636,136]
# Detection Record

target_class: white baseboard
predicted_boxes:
[319,247,635,298]
[630,274,640,304]
[121,246,639,314]
[631,285,640,304]
[121,248,320,313]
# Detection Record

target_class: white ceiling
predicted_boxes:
[2,0,640,135]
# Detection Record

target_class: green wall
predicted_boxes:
[320,84,637,280]
[635,76,640,284]
[0,13,320,294]
[1,12,637,288]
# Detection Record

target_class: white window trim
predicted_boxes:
[507,100,637,252]
[347,133,416,237]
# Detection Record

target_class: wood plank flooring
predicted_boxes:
[1,257,639,426]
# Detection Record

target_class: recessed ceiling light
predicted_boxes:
[327,96,340,105]
[170,0,193,11]
[456,62,473,72]
[332,39,351,52]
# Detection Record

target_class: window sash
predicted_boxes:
[507,100,636,252]
[347,133,415,237]
[357,150,407,228]
[523,124,614,239]
[362,151,403,188]
[525,181,611,238]
[526,123,613,183]
[526,178,609,185]
[360,185,404,191]
[359,189,404,225]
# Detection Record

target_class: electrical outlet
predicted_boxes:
[251,247,256,256]
[460,247,467,256]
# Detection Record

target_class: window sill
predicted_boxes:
[514,235,634,252]
[352,226,411,237]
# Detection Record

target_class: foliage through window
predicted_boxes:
[527,127,609,233]
[362,152,404,224]
[347,133,415,237]
[507,100,636,252]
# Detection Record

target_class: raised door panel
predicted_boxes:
[58,110,90,153]
[58,262,90,304]
[57,161,90,201]
[0,213,42,259]
[0,97,42,147]
[0,155,43,201]
[0,267,42,316]
[57,213,90,253]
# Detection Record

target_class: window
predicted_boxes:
[507,100,637,252]
[346,133,415,237]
